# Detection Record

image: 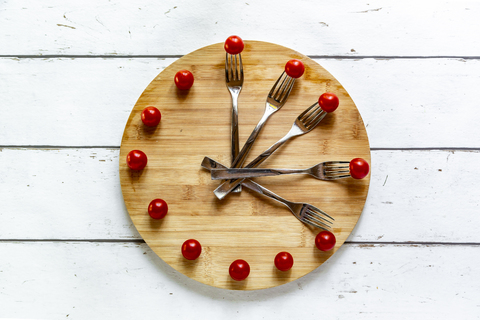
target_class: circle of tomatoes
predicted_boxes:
[318,93,339,113]
[224,35,244,55]
[285,59,305,78]
[141,106,161,127]
[174,70,194,90]
[274,252,294,271]
[182,239,202,260]
[126,150,147,170]
[229,259,250,281]
[350,158,370,179]
[315,231,336,251]
[148,199,168,219]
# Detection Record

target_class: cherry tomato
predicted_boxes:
[350,158,370,179]
[182,239,202,260]
[174,70,194,90]
[126,150,147,170]
[315,231,336,251]
[229,259,250,281]
[141,106,161,127]
[274,252,294,271]
[318,93,339,113]
[224,35,244,55]
[148,199,168,219]
[285,59,305,78]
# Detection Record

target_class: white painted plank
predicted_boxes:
[1,57,480,148]
[1,148,479,242]
[1,0,480,56]
[0,57,165,147]
[320,58,480,148]
[0,148,140,239]
[351,149,480,243]
[0,242,478,319]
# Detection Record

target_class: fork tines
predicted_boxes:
[268,71,295,102]
[324,161,351,180]
[225,53,243,82]
[298,102,327,129]
[302,204,334,230]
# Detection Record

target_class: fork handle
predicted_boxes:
[230,94,240,165]
[245,124,302,169]
[201,157,293,209]
[231,105,274,168]
[230,92,242,193]
[241,179,293,209]
[214,125,301,200]
[211,168,305,180]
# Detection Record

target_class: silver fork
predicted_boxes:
[225,52,244,192]
[201,157,333,230]
[211,160,355,180]
[225,52,243,166]
[231,71,296,169]
[212,101,331,200]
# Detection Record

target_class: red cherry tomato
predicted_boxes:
[350,158,370,179]
[319,93,339,113]
[174,70,194,90]
[182,239,202,260]
[224,35,244,55]
[315,231,336,251]
[274,252,294,271]
[141,106,161,127]
[148,199,168,219]
[285,59,305,78]
[229,259,250,281]
[126,150,147,170]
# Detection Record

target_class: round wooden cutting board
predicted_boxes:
[119,41,370,290]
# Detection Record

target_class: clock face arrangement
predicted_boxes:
[119,41,371,290]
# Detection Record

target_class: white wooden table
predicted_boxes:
[1,1,479,318]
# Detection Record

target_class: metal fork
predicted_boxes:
[225,52,244,192]
[225,52,243,166]
[211,161,354,180]
[231,71,296,169]
[201,157,333,230]
[212,101,330,200]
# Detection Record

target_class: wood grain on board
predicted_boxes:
[119,41,370,290]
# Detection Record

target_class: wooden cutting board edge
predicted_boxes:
[119,40,371,290]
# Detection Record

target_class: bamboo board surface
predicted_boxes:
[119,41,371,290]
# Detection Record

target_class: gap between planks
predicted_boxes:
[0,239,479,246]
[2,55,480,60]
[1,146,480,151]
